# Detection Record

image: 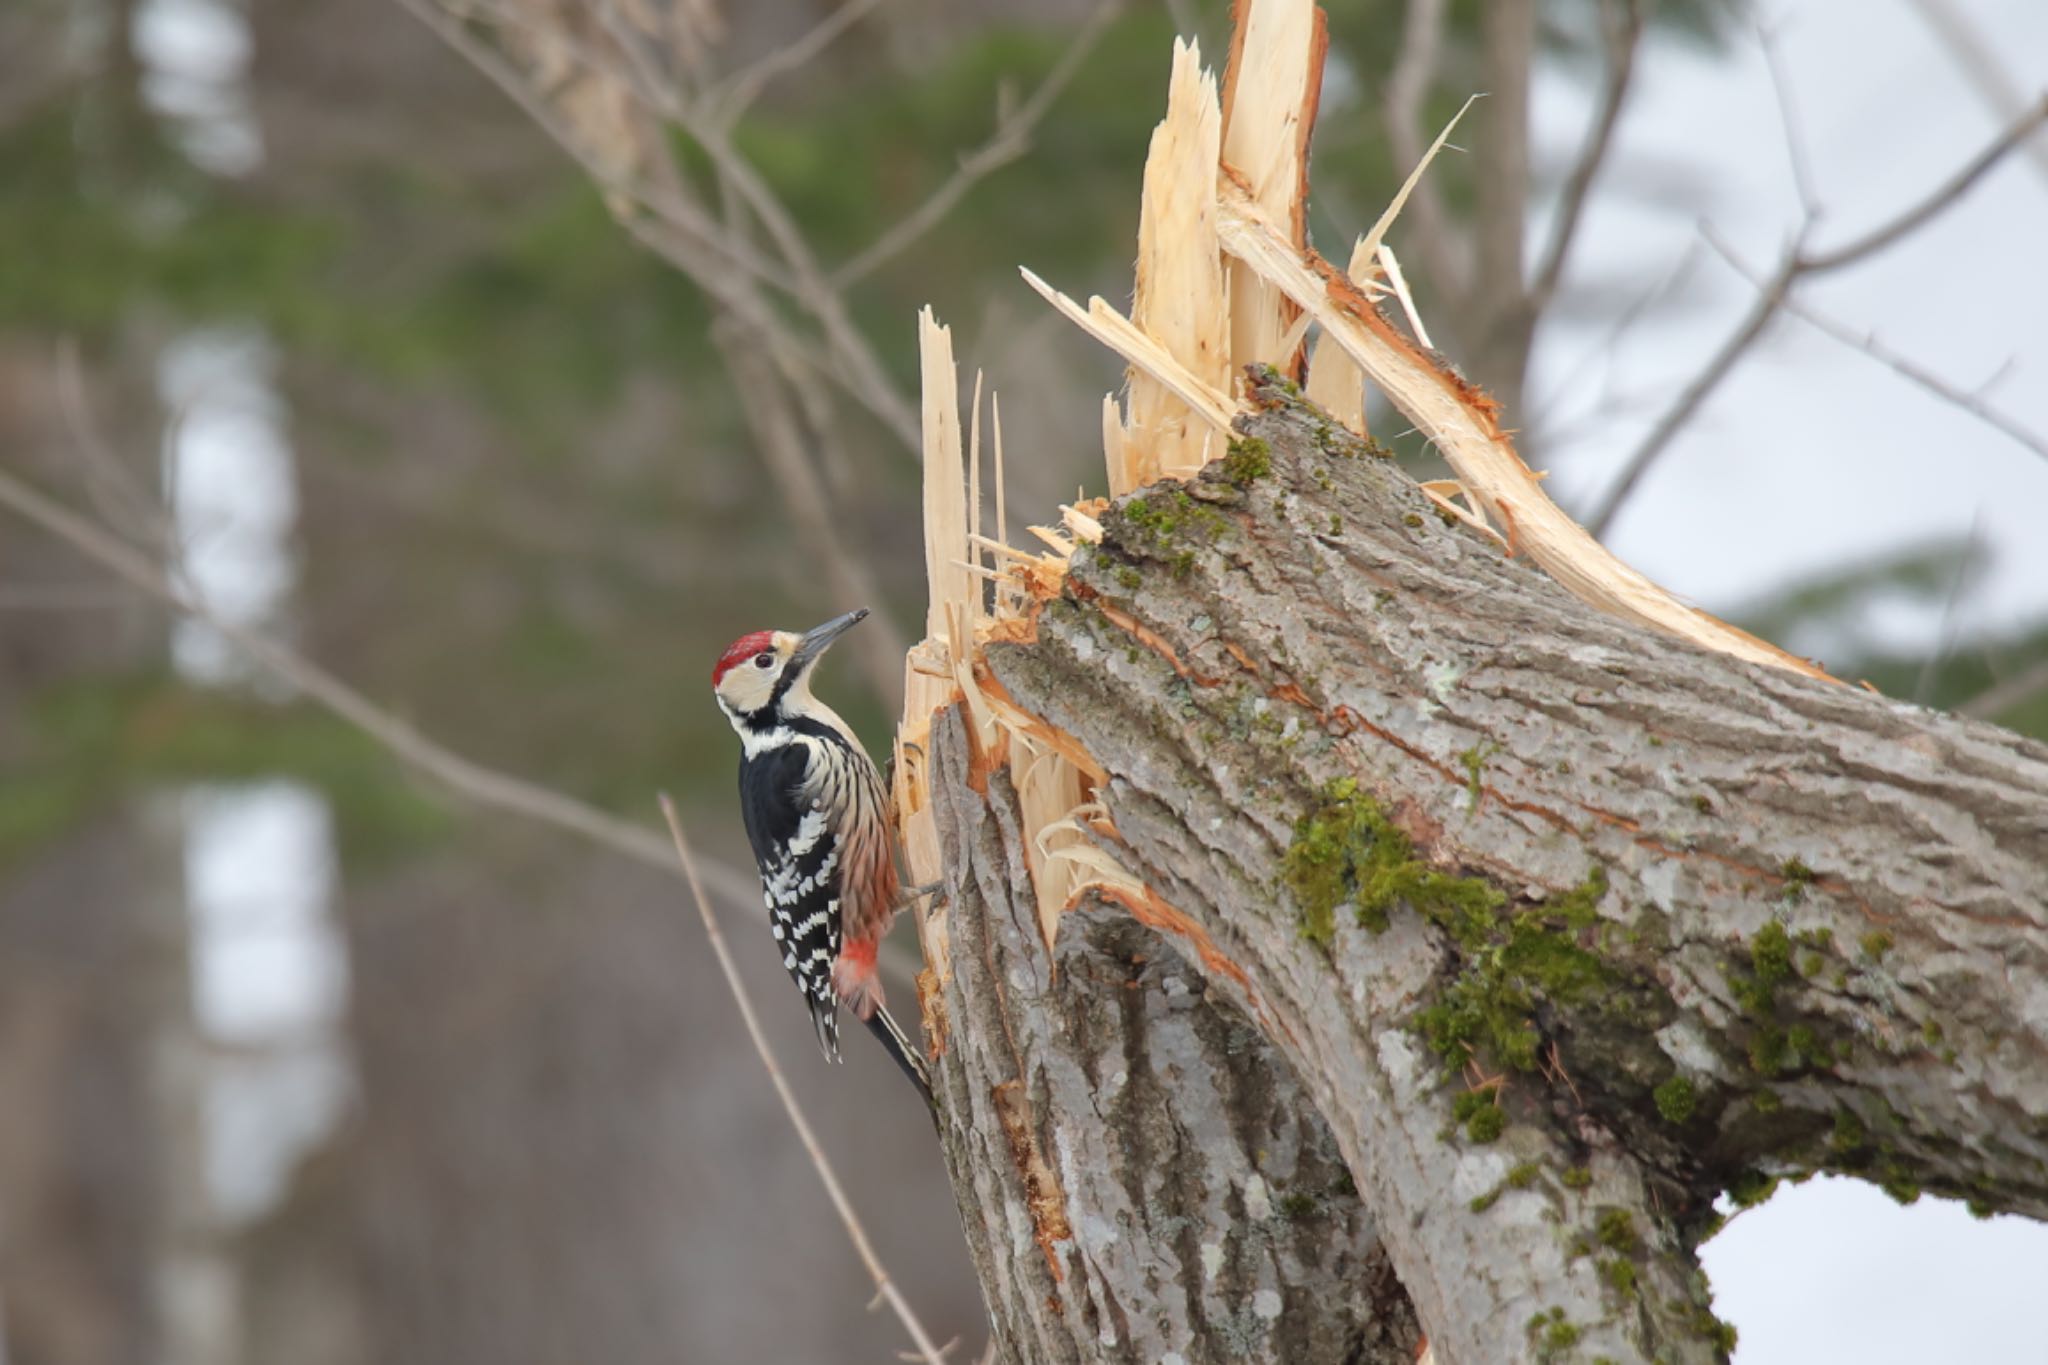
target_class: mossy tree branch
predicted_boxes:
[924,377,2048,1363]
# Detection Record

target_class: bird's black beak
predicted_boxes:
[792,607,868,670]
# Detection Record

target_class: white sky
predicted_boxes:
[1705,1175,2048,1363]
[1532,0,2048,656]
[1531,2,2048,1359]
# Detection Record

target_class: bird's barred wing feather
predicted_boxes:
[738,743,843,1062]
[794,733,898,948]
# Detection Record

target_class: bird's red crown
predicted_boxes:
[711,630,778,686]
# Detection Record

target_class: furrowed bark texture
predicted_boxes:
[927,379,2048,1364]
[928,712,1422,1365]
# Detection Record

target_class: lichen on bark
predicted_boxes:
[924,378,2048,1363]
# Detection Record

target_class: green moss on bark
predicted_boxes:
[1411,866,1613,1075]
[1111,486,1231,579]
[1653,1075,1697,1125]
[1282,777,1505,942]
[1221,435,1271,485]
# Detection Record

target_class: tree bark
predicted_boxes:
[928,713,1423,1364]
[926,377,2048,1364]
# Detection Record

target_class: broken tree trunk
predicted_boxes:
[922,379,2048,1364]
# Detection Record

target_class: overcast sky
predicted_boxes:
[1533,0,2048,663]
[1528,2,2048,1359]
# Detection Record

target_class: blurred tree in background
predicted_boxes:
[1,0,2044,1362]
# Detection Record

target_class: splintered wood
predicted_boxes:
[897,0,1837,987]
[1302,235,1376,433]
[895,310,1123,971]
[1210,182,1831,679]
[1218,1,1324,375]
[1126,39,1230,491]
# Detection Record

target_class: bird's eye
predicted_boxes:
[753,652,775,669]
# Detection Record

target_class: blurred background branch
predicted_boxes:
[1587,89,2048,538]
[832,1,1119,288]
[657,795,949,1365]
[0,437,758,903]
[3,1,2047,1361]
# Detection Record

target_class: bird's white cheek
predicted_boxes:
[721,670,775,714]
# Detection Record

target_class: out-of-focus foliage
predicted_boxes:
[0,0,2026,1010]
[1734,541,2048,737]
[0,11,1206,849]
[1,3,2040,1361]
[1,0,2031,972]
[0,675,452,873]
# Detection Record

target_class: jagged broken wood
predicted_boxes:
[920,383,2048,1363]
[887,4,2048,1361]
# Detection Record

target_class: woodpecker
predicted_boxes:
[711,607,933,1109]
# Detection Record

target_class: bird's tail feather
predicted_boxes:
[809,995,842,1064]
[863,1003,936,1116]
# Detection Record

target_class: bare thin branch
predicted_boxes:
[713,319,911,700]
[1746,252,2048,467]
[1531,238,1703,432]
[832,0,1120,288]
[398,0,924,455]
[53,339,173,551]
[656,796,947,1365]
[640,82,924,452]
[710,0,889,124]
[1588,92,2048,535]
[1803,91,2048,271]
[1382,0,1463,302]
[610,205,845,381]
[769,332,862,499]
[392,0,778,288]
[1905,0,2048,187]
[1583,241,1797,538]
[0,461,757,906]
[430,36,897,461]
[1529,0,1641,310]
[1760,23,1822,218]
[595,0,695,115]
[1961,656,2048,720]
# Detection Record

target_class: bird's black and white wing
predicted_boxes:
[738,741,843,1061]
